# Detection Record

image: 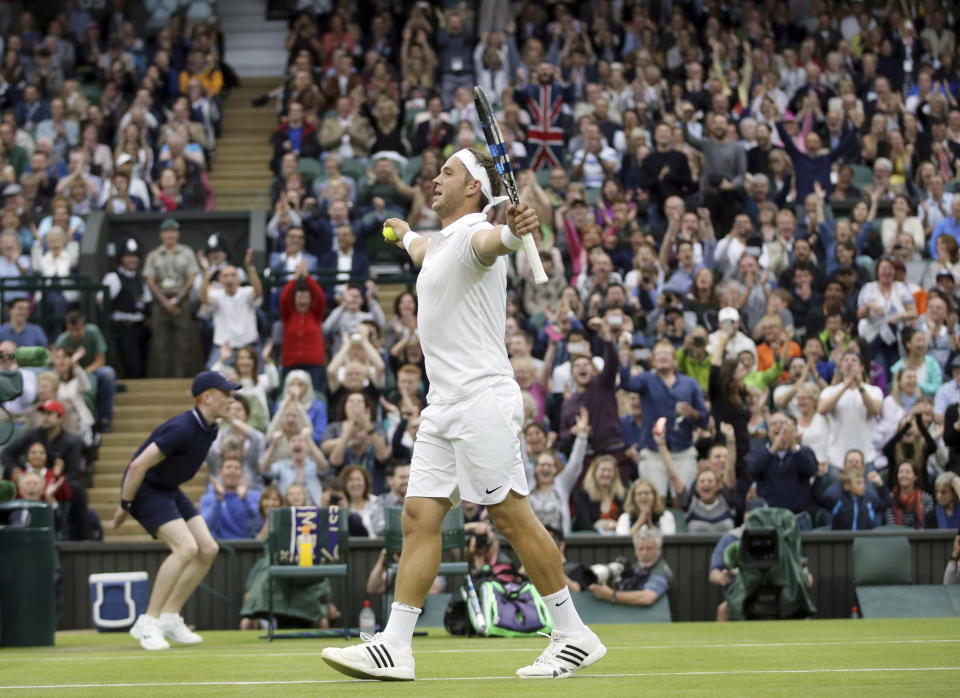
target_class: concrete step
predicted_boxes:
[100,433,153,448]
[94,459,137,472]
[107,404,186,417]
[210,170,273,181]
[214,145,273,157]
[114,394,190,408]
[230,54,287,79]
[93,471,208,488]
[223,32,288,51]
[89,485,205,505]
[233,76,283,91]
[97,445,137,460]
[215,198,270,212]
[111,417,187,430]
[122,378,192,393]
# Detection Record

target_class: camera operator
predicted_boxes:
[588,525,673,607]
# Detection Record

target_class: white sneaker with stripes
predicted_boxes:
[321,632,415,681]
[158,613,203,644]
[129,614,170,651]
[515,627,606,678]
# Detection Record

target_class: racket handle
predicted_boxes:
[521,233,548,284]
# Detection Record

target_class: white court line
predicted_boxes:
[3,638,959,662]
[2,666,960,690]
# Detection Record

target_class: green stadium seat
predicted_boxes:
[851,164,873,189]
[339,157,368,182]
[402,155,423,184]
[569,591,672,623]
[263,506,350,640]
[297,157,323,180]
[852,536,913,586]
[404,109,425,144]
[382,506,468,621]
[855,585,960,618]
[668,508,688,533]
[411,592,456,627]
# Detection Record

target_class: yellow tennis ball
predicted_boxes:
[382,225,397,242]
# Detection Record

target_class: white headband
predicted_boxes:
[452,149,510,213]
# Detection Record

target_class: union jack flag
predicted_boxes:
[521,83,566,171]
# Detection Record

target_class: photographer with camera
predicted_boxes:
[589,525,673,607]
[677,326,712,393]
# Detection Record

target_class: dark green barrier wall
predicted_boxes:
[57,530,955,630]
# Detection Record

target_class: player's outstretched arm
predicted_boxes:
[472,202,539,266]
[104,443,166,529]
[384,217,428,267]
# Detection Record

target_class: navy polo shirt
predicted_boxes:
[130,408,218,490]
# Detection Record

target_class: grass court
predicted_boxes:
[1,618,957,696]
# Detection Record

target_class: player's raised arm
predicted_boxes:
[471,201,539,267]
[383,217,429,267]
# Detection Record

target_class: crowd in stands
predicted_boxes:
[2,2,959,605]
[0,0,228,538]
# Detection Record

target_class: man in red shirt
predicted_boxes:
[279,259,327,392]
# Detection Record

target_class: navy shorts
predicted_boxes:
[130,480,199,537]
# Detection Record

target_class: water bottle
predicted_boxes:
[297,525,312,567]
[359,600,376,636]
[850,606,860,619]
[464,573,487,634]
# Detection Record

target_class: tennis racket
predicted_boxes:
[473,86,548,284]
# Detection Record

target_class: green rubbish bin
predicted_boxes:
[0,500,56,646]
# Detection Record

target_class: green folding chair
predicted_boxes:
[668,508,688,533]
[402,154,423,183]
[851,164,874,190]
[381,506,469,620]
[264,506,350,640]
[852,535,914,618]
[339,157,368,182]
[297,157,323,180]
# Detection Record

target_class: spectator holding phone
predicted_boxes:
[618,335,708,497]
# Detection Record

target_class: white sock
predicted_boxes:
[542,586,586,637]
[380,602,421,648]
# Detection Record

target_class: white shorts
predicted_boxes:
[408,378,530,507]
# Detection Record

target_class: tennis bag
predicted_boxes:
[444,564,553,637]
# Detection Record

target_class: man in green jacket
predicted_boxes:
[676,327,711,392]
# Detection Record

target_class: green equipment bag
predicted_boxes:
[445,564,553,637]
[474,576,553,637]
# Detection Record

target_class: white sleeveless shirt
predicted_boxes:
[416,212,513,404]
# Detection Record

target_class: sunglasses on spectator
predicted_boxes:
[0,353,14,361]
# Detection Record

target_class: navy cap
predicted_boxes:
[191,370,241,396]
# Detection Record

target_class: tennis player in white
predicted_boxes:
[321,148,605,680]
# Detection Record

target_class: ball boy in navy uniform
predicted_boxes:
[105,370,240,650]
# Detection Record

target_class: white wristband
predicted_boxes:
[500,226,523,251]
[402,232,422,253]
